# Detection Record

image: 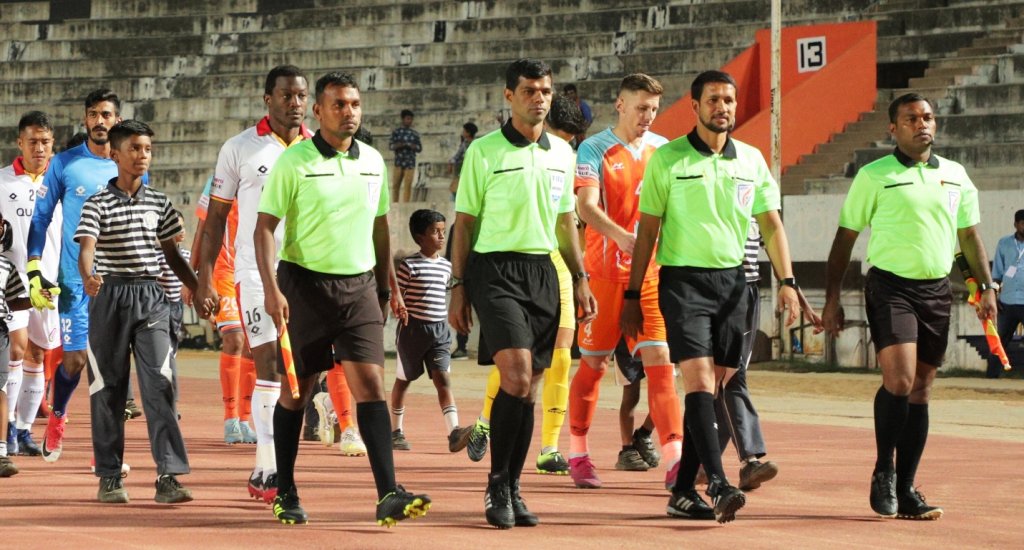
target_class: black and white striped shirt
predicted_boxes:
[0,255,27,320]
[74,181,182,278]
[397,252,450,322]
[744,218,762,283]
[159,248,190,302]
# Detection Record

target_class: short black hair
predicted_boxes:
[888,93,934,123]
[505,58,552,91]
[463,122,478,137]
[108,120,154,150]
[1015,209,1024,224]
[65,131,88,150]
[84,89,120,113]
[409,209,445,239]
[18,111,53,133]
[315,72,359,102]
[547,94,585,135]
[401,109,414,119]
[265,65,306,96]
[690,70,737,102]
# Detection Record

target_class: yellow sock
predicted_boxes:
[541,348,571,452]
[480,366,501,422]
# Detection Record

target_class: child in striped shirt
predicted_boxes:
[389,210,472,453]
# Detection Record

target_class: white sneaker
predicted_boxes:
[339,427,367,457]
[311,392,335,448]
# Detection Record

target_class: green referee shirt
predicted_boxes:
[259,132,389,275]
[839,148,979,280]
[455,121,575,254]
[639,129,780,268]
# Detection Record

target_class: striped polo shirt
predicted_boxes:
[0,255,28,320]
[744,218,761,283]
[397,252,451,322]
[73,181,183,278]
[159,248,191,302]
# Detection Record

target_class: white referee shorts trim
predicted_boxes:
[237,274,278,349]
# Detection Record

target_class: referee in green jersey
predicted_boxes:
[823,93,997,521]
[254,72,429,527]
[622,70,801,524]
[449,59,596,529]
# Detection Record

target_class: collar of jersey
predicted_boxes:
[105,178,148,202]
[312,131,360,160]
[687,128,737,159]
[501,120,551,150]
[12,156,48,178]
[893,146,940,169]
[255,116,313,144]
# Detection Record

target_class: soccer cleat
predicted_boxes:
[239,420,257,444]
[510,479,539,527]
[98,475,129,503]
[448,425,474,453]
[484,476,514,529]
[536,450,570,475]
[41,413,65,462]
[568,455,602,489]
[391,429,411,451]
[615,448,650,471]
[466,421,489,462]
[125,399,143,419]
[247,471,264,501]
[312,393,334,448]
[709,483,746,524]
[224,418,243,444]
[632,429,660,468]
[339,427,367,457]
[897,486,943,520]
[376,485,431,527]
[16,429,42,456]
[155,474,193,504]
[739,460,778,491]
[6,424,18,455]
[667,487,715,520]
[262,473,279,505]
[870,470,898,518]
[273,491,309,524]
[0,455,19,477]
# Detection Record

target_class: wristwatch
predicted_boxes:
[572,271,591,283]
[378,289,392,301]
[448,275,464,290]
[779,277,798,289]
[979,282,997,293]
[623,289,641,300]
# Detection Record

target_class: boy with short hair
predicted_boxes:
[0,214,32,477]
[75,120,210,504]
[390,209,472,452]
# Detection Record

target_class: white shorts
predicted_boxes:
[236,270,278,349]
[6,309,29,332]
[29,307,62,350]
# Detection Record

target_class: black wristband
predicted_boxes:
[779,277,798,289]
[378,289,392,301]
[623,289,641,300]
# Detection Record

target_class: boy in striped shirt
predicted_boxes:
[389,209,472,452]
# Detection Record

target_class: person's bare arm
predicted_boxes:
[958,225,998,321]
[821,228,860,335]
[254,212,287,330]
[448,213,475,335]
[576,186,636,256]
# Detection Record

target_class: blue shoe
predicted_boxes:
[239,420,257,444]
[224,418,243,444]
[6,423,18,456]
[16,429,41,456]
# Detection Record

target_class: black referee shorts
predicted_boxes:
[865,267,951,367]
[659,266,748,368]
[466,252,559,371]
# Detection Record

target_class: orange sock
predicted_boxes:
[644,364,683,465]
[44,347,61,384]
[219,353,241,420]
[568,361,605,455]
[327,364,354,431]
[239,356,256,422]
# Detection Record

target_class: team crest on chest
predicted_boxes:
[143,210,160,230]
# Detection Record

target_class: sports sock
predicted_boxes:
[356,400,397,499]
[568,361,604,456]
[489,389,524,479]
[0,441,7,457]
[253,380,280,474]
[272,403,304,494]
[391,406,405,432]
[327,365,354,431]
[480,366,501,421]
[219,352,241,420]
[895,402,929,490]
[51,363,80,417]
[673,416,701,492]
[541,347,570,452]
[683,392,728,488]
[16,361,45,430]
[644,364,683,466]
[442,404,458,433]
[6,360,22,421]
[873,385,908,473]
[508,399,535,482]
[239,357,256,422]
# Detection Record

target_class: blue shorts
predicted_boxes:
[58,280,90,352]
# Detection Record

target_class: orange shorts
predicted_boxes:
[214,275,242,332]
[577,277,666,357]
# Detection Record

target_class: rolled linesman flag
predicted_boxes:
[279,323,301,399]
[955,252,1012,372]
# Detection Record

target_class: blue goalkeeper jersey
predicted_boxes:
[27,142,148,285]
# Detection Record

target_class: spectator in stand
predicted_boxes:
[389,109,422,203]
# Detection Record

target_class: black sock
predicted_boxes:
[673,415,701,492]
[873,386,909,473]
[683,392,729,492]
[273,403,305,495]
[357,400,397,500]
[895,403,929,491]
[52,363,81,416]
[489,389,524,480]
[508,399,535,483]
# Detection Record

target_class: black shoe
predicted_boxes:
[466,422,489,462]
[510,479,539,527]
[631,429,660,468]
[897,486,943,520]
[870,470,897,517]
[484,475,514,529]
[154,474,193,504]
[448,426,474,453]
[125,399,143,419]
[0,455,19,478]
[667,487,715,520]
[708,478,745,524]
[376,485,431,527]
[739,460,779,491]
[273,490,309,524]
[391,429,411,451]
[451,348,469,359]
[98,475,129,503]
